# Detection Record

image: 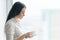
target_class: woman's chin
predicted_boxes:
[19,17,23,19]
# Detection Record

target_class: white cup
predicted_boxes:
[30,31,37,38]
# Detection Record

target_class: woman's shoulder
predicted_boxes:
[5,18,15,26]
[5,18,16,34]
[5,18,16,32]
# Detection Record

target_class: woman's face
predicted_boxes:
[17,7,26,19]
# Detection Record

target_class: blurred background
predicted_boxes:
[0,0,60,40]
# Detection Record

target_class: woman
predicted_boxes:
[5,2,32,40]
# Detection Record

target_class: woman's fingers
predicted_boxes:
[24,32,32,38]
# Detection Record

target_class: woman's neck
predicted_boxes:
[13,16,21,22]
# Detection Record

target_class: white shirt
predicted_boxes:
[5,18,24,40]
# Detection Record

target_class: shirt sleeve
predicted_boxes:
[5,22,15,40]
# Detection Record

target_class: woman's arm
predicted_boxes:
[16,32,32,40]
[16,34,25,40]
[5,22,15,40]
[5,22,31,40]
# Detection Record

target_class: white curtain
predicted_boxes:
[0,0,13,40]
[0,0,6,40]
[42,10,60,40]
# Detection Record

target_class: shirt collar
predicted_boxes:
[12,18,21,23]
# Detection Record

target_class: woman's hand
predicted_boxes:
[23,32,32,38]
[16,32,32,40]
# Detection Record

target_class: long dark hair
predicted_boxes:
[6,2,26,22]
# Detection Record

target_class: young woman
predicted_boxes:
[5,2,32,40]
